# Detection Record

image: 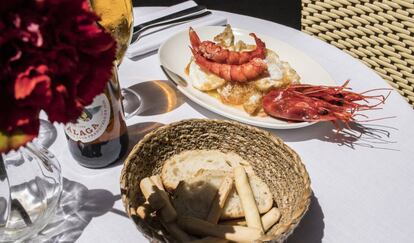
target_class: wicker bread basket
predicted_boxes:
[120,119,311,242]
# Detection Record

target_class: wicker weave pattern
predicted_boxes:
[120,119,311,242]
[302,0,414,107]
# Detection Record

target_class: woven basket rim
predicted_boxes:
[120,118,312,242]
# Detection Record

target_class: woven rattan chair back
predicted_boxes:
[302,0,414,107]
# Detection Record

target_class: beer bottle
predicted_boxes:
[64,68,129,168]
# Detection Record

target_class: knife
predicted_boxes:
[160,65,188,87]
[133,5,206,33]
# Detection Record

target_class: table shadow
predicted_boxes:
[124,80,185,116]
[185,97,398,151]
[126,122,165,152]
[105,122,165,169]
[27,178,127,242]
[287,194,325,243]
[275,122,399,151]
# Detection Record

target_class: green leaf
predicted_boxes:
[0,130,35,154]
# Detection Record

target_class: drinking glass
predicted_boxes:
[90,0,134,64]
[90,0,141,115]
[0,142,62,242]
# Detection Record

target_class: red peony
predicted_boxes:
[0,0,117,153]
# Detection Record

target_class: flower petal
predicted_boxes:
[14,65,51,100]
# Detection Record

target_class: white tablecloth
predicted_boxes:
[45,7,414,243]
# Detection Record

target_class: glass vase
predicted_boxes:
[0,142,62,242]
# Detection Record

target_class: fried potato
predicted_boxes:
[243,91,263,115]
[217,82,256,105]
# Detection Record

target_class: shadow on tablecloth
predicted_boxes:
[275,122,399,151]
[287,194,324,243]
[105,122,165,169]
[185,97,399,151]
[27,178,127,242]
[124,80,185,117]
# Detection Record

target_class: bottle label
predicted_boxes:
[64,94,111,143]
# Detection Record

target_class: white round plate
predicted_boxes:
[158,26,336,129]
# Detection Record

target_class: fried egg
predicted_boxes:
[254,49,300,92]
[188,59,226,91]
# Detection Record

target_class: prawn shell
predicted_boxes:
[262,89,347,122]
[262,81,388,126]
[189,27,267,65]
[191,48,268,83]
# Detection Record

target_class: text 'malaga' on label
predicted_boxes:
[64,94,110,143]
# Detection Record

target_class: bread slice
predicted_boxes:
[171,168,273,220]
[161,150,233,191]
[172,170,228,220]
[223,152,255,174]
[222,173,273,219]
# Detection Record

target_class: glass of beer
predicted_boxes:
[90,0,134,64]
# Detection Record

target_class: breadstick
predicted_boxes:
[148,175,177,222]
[142,176,190,241]
[150,175,165,190]
[177,216,262,243]
[163,222,193,242]
[206,174,234,224]
[233,166,264,233]
[219,218,246,226]
[139,177,165,210]
[139,177,177,222]
[135,202,154,219]
[220,207,281,231]
[190,236,228,243]
[261,207,281,231]
[149,175,169,203]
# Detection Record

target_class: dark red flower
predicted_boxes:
[0,0,116,153]
[14,65,52,106]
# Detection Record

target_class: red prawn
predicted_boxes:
[189,27,266,65]
[262,80,390,128]
[190,47,268,82]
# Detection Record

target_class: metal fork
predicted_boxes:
[131,9,211,44]
[133,5,206,34]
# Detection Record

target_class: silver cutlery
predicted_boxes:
[131,10,211,44]
[133,5,206,33]
[160,65,188,87]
